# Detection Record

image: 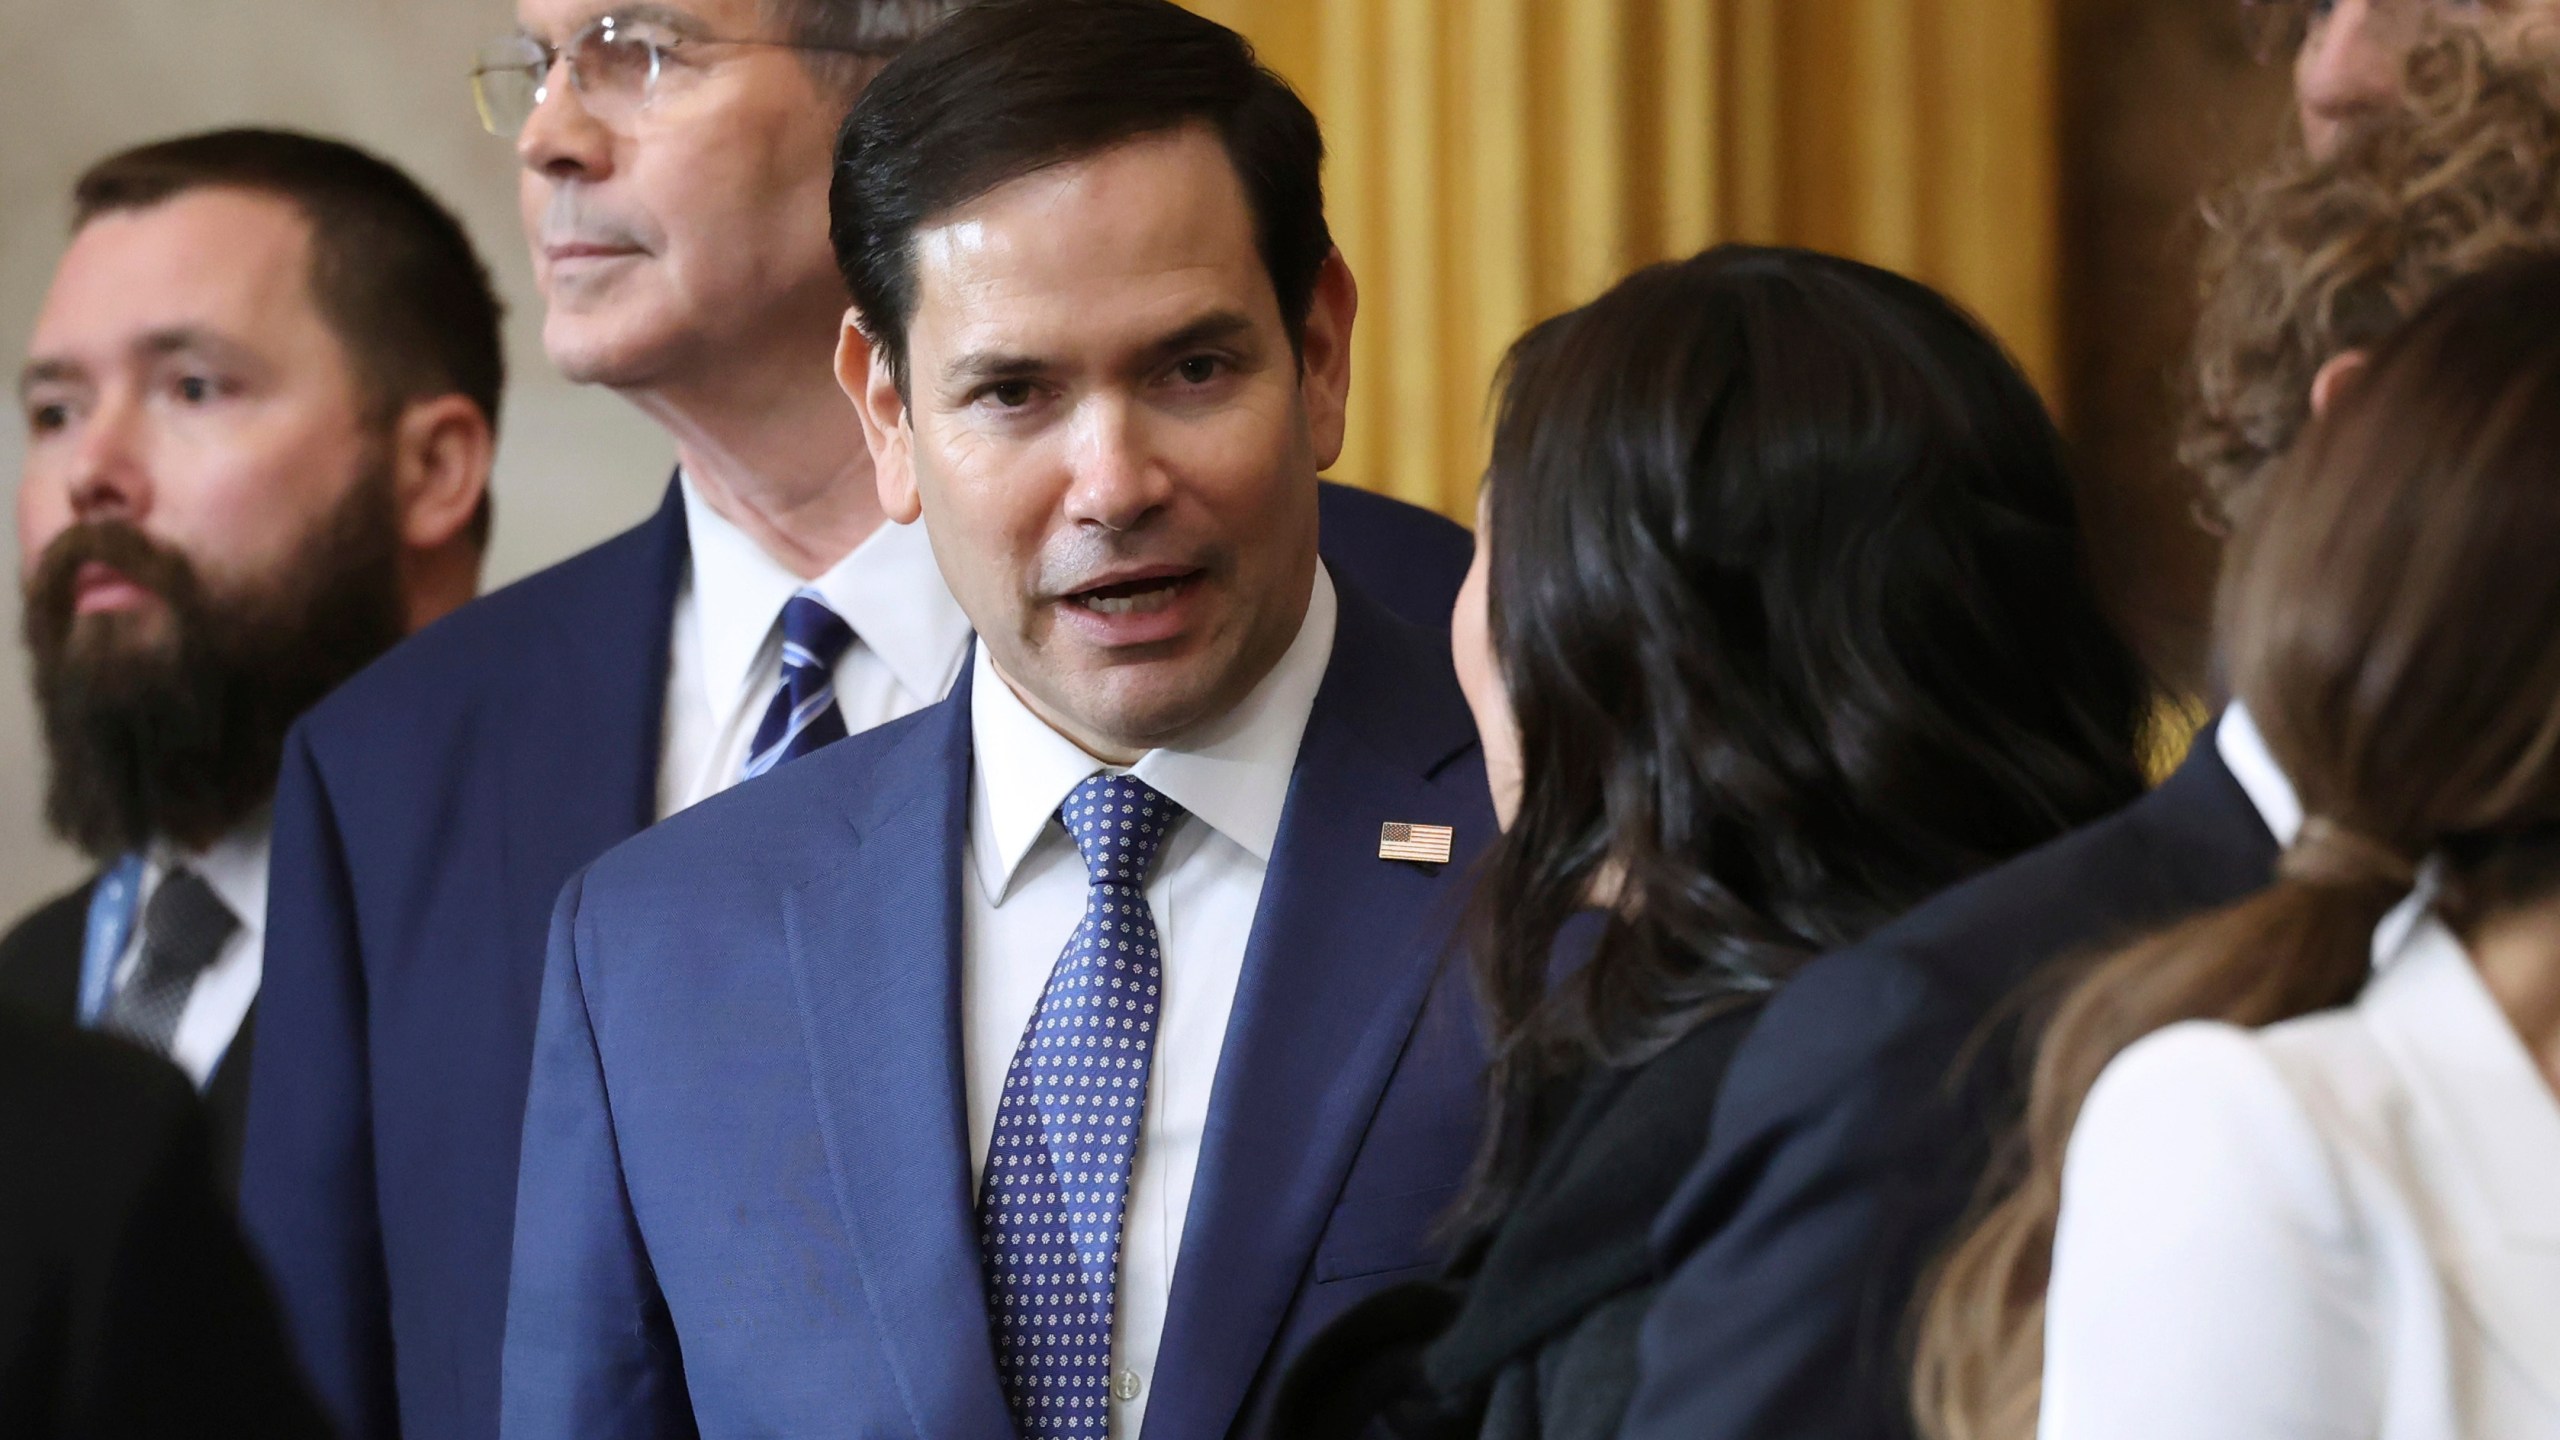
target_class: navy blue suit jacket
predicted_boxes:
[1619,734,2280,1440]
[502,579,1491,1438]
[239,479,1470,1440]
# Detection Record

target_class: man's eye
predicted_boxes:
[27,403,68,434]
[173,375,215,403]
[987,381,1035,409]
[1174,356,1222,385]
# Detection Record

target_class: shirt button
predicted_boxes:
[1114,1369,1142,1403]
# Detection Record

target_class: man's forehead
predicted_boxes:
[931,126,1254,244]
[34,192,315,355]
[908,130,1274,340]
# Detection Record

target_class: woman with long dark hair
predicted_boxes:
[1274,243,2155,1440]
[1914,256,2560,1440]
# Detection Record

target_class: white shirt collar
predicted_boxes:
[969,565,1338,904]
[2222,702,2433,957]
[678,471,971,714]
[149,813,272,938]
[2215,701,2304,847]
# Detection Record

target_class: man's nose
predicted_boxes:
[517,56,614,182]
[65,392,150,525]
[2297,0,2406,156]
[1063,399,1173,534]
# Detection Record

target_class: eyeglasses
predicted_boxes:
[471,12,879,138]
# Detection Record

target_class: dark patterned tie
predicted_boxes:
[742,588,856,780]
[980,773,1184,1438]
[100,867,238,1057]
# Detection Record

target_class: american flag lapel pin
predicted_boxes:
[1379,821,1456,865]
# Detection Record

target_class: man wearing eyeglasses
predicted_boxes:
[238,3,1472,1440]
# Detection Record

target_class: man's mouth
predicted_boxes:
[1069,570,1201,616]
[71,561,157,616]
[544,240,645,269]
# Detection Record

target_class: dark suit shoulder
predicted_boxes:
[297,495,676,749]
[1315,482,1473,630]
[1732,739,2282,1113]
[0,880,97,1020]
[576,687,949,901]
[1624,739,2280,1440]
[1320,575,1480,783]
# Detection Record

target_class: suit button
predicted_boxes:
[1114,1369,1142,1403]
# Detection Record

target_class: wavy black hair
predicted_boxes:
[1461,244,2156,1231]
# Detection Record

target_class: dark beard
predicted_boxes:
[23,468,408,860]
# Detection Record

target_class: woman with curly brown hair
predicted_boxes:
[1914,248,2560,1440]
[2188,19,2560,530]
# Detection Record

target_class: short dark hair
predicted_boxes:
[830,0,1330,393]
[765,0,965,92]
[74,129,506,551]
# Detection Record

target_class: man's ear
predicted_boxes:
[1297,249,1358,471]
[389,393,494,552]
[839,311,921,524]
[2310,348,2371,418]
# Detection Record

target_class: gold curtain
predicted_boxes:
[1183,0,2061,521]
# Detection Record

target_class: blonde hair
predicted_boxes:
[2183,20,2560,529]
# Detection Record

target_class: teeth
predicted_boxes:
[1084,584,1180,615]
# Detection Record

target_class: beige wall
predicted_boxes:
[0,0,675,921]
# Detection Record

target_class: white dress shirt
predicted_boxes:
[656,473,973,819]
[2041,912,2560,1439]
[106,819,269,1086]
[963,565,1337,1439]
[2216,700,2304,847]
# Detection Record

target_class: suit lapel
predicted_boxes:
[499,479,687,973]
[781,664,1014,1438]
[1146,587,1486,1439]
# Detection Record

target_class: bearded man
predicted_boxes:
[0,129,503,1188]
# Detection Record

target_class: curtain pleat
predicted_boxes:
[1185,0,2060,520]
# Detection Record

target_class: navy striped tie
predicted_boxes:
[743,589,855,780]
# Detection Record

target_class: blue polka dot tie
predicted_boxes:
[742,588,855,780]
[980,773,1184,1438]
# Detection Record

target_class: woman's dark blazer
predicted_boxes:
[1272,998,1768,1440]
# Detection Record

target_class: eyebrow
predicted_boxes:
[941,349,1050,390]
[138,326,235,358]
[613,5,713,35]
[526,3,710,41]
[1132,311,1259,370]
[938,310,1264,391]
[16,359,82,403]
[15,327,258,402]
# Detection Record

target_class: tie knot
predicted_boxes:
[1058,774,1183,888]
[142,867,238,981]
[778,590,854,676]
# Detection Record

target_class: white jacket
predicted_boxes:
[2039,910,2560,1439]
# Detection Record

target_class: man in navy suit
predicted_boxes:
[241,2,1473,1439]
[501,3,1492,1435]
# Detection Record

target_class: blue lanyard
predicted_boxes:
[76,854,147,1026]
